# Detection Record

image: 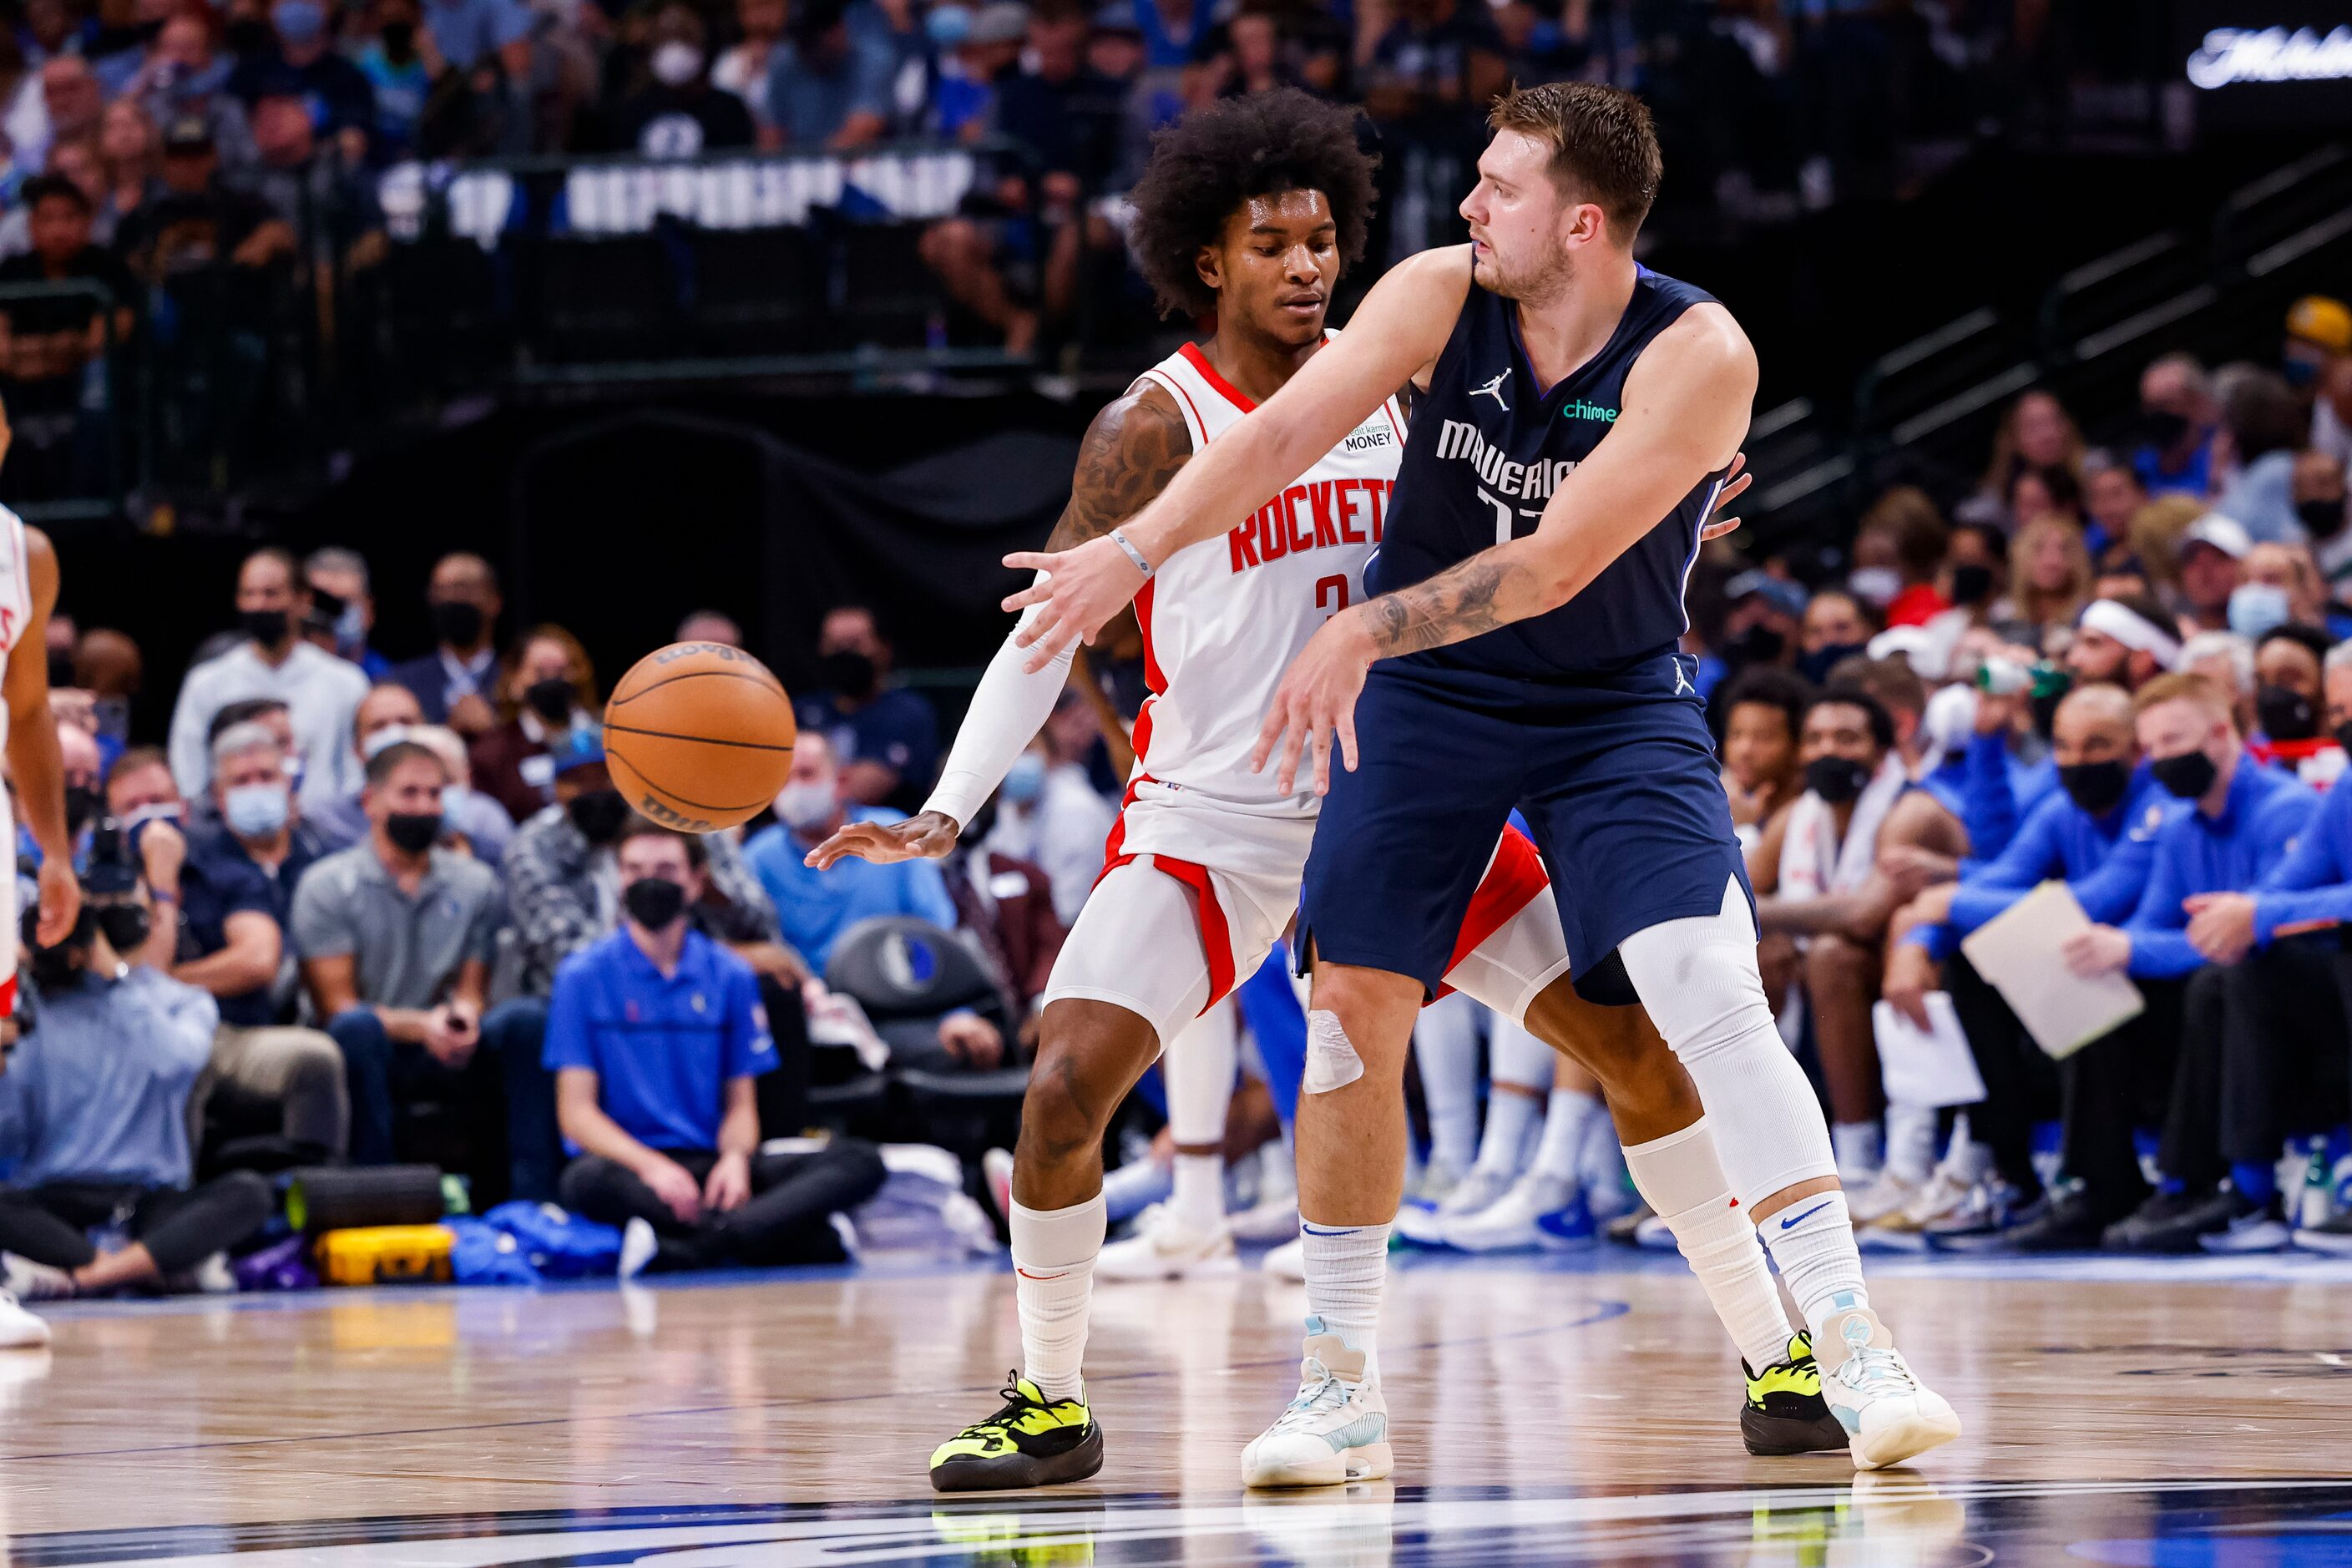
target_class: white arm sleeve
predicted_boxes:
[922,577,1079,828]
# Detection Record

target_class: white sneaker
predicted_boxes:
[618,1218,660,1281]
[1096,1204,1237,1280]
[1241,1318,1393,1488]
[0,1289,49,1348]
[0,1255,73,1305]
[1632,1211,1678,1251]
[1404,1159,1468,1206]
[1394,1163,1514,1245]
[1229,1195,1301,1244]
[1438,1176,1592,1254]
[1847,1166,1923,1226]
[1815,1304,1962,1470]
[1859,1166,1977,1252]
[981,1147,1014,1221]
[188,1252,238,1294]
[1262,1234,1305,1281]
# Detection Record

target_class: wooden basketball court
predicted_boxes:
[4,1251,2348,1564]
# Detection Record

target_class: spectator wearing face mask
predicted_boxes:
[159,722,348,1163]
[979,689,1115,928]
[386,552,503,736]
[405,723,513,870]
[28,715,103,867]
[797,604,940,810]
[546,820,883,1277]
[168,549,369,813]
[0,850,273,1302]
[608,3,753,157]
[2061,675,2316,1252]
[1795,587,1876,685]
[308,680,427,850]
[2134,352,2220,499]
[1712,569,1806,689]
[1883,684,2161,1247]
[2245,624,2343,788]
[2243,540,2352,644]
[302,547,388,682]
[468,626,594,827]
[2292,450,2352,595]
[1849,486,1950,629]
[292,740,551,1200]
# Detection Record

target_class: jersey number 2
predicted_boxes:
[1315,575,1349,615]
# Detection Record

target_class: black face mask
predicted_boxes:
[523,677,575,724]
[818,650,878,698]
[2057,759,2132,816]
[240,608,290,647]
[63,783,99,837]
[1803,755,1872,806]
[2299,498,2347,539]
[2141,407,2193,450]
[2335,721,2352,756]
[567,787,631,845]
[1729,624,1786,665]
[1798,643,1867,685]
[44,648,73,689]
[384,811,443,853]
[225,16,271,53]
[621,875,688,930]
[1949,563,1996,608]
[95,903,150,954]
[2151,749,2220,800]
[2256,684,2319,742]
[381,18,416,55]
[430,599,486,649]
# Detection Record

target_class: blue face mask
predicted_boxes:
[2228,581,2292,641]
[274,0,327,43]
[1001,751,1048,805]
[223,781,291,839]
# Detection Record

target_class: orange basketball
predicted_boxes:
[603,642,797,832]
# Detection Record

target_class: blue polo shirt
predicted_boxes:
[180,825,279,1028]
[2253,772,2352,943]
[2122,758,2315,979]
[742,806,959,971]
[796,687,941,793]
[542,928,776,1154]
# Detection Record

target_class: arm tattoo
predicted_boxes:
[1360,556,1531,658]
[1045,387,1191,551]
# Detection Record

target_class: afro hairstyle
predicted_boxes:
[1125,88,1378,321]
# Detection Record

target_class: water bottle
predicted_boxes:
[2300,1138,2333,1231]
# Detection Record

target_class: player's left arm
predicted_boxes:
[1252,306,1757,793]
[3,526,78,946]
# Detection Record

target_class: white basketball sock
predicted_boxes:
[1884,1103,1940,1186]
[1414,993,1484,1176]
[1301,1219,1389,1380]
[1163,1001,1237,1229]
[1758,1191,1870,1339]
[1474,1087,1543,1177]
[1010,1193,1105,1402]
[1625,1119,1793,1374]
[1476,1017,1555,1177]
[1832,1121,1884,1184]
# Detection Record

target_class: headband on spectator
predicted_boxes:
[2079,599,2180,670]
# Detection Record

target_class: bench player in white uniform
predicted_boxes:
[809,92,1841,1492]
[0,406,93,1346]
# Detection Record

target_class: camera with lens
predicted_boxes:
[18,817,154,995]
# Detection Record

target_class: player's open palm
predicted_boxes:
[1252,610,1371,797]
[803,810,960,869]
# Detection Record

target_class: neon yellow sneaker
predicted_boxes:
[930,1374,1105,1493]
[1742,1331,1849,1455]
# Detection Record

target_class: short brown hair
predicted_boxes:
[2132,672,2235,726]
[1485,83,1662,240]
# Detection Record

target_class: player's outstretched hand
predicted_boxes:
[1699,451,1751,542]
[1251,609,1372,797]
[1001,534,1150,673]
[803,810,960,869]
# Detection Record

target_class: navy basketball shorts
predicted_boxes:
[1297,650,1754,999]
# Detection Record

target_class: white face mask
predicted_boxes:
[774,780,837,832]
[1848,566,1903,608]
[650,39,704,85]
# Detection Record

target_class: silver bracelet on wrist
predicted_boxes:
[1107,528,1154,579]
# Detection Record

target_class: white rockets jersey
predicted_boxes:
[1115,335,1404,856]
[0,505,31,997]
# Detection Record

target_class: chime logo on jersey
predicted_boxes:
[1562,398,1619,423]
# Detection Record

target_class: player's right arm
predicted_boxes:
[3,519,78,947]
[802,383,1193,870]
[997,246,1473,672]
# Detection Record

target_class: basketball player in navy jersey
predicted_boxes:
[1005,83,1960,1478]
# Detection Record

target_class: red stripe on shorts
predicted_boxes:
[1432,825,1550,1002]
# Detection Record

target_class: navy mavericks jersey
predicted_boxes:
[1368,265,1732,679]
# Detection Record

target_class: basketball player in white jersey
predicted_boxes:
[810,92,1840,1493]
[0,397,92,1346]
[1004,84,1959,1478]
